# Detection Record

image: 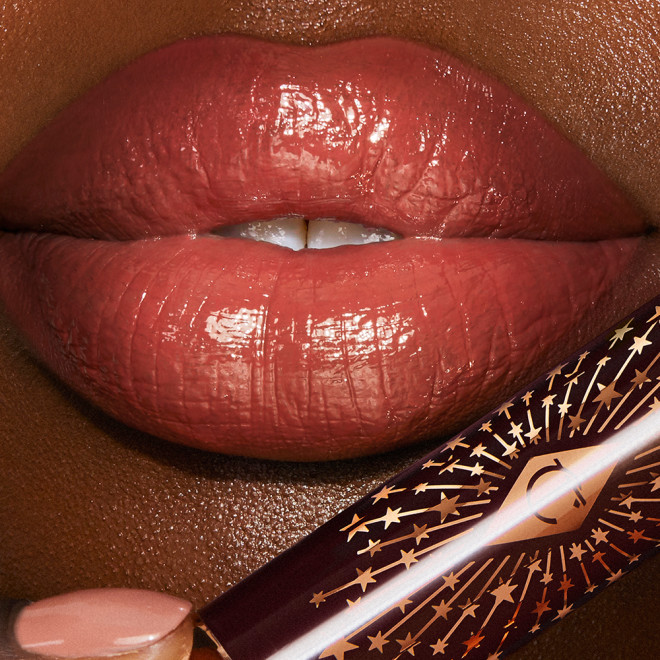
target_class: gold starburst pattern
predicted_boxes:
[313,301,660,659]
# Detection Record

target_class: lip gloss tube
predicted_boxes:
[197,296,660,659]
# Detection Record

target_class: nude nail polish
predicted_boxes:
[13,588,191,658]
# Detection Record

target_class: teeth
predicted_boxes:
[213,216,400,251]
[307,218,398,249]
[214,216,307,251]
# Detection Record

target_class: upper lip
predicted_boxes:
[0,36,648,461]
[0,35,644,242]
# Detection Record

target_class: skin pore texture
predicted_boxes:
[0,0,658,658]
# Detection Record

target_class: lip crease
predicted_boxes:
[0,35,646,460]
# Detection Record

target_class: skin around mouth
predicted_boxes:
[0,36,645,460]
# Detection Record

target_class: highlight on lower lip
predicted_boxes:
[0,35,648,460]
[0,230,639,460]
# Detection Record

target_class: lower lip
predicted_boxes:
[0,230,637,459]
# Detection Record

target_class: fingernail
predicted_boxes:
[13,589,192,657]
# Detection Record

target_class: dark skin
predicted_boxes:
[1,1,658,658]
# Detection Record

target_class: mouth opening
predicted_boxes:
[211,216,401,250]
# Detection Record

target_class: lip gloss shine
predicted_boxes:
[197,295,660,659]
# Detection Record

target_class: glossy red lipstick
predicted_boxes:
[0,36,645,459]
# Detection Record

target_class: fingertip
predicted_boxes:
[7,589,194,659]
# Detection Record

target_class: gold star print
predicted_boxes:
[649,306,660,322]
[628,529,646,543]
[399,549,418,569]
[497,401,514,417]
[430,494,461,522]
[372,486,391,502]
[607,569,625,584]
[631,367,652,389]
[341,513,363,531]
[413,523,430,544]
[522,391,534,405]
[347,523,371,541]
[490,579,518,606]
[629,553,641,564]
[525,423,542,443]
[346,597,361,608]
[475,478,494,496]
[508,421,524,441]
[382,507,402,529]
[620,493,635,509]
[649,396,660,413]
[469,462,485,476]
[397,598,413,613]
[320,638,359,660]
[610,320,633,347]
[546,364,566,380]
[542,394,556,408]
[365,539,382,557]
[507,447,521,460]
[430,638,448,654]
[568,413,586,431]
[445,436,467,452]
[557,402,571,416]
[554,604,573,620]
[462,601,480,618]
[541,571,553,585]
[480,421,493,433]
[414,483,429,494]
[569,543,587,561]
[396,632,416,653]
[368,631,389,653]
[547,364,566,388]
[591,527,610,545]
[566,372,581,387]
[650,472,660,492]
[630,328,653,355]
[433,600,452,620]
[629,510,643,523]
[462,630,485,655]
[310,591,326,607]
[442,571,461,591]
[526,558,543,573]
[372,485,404,502]
[532,598,551,617]
[343,514,370,541]
[354,567,377,591]
[487,653,503,660]
[558,577,573,595]
[504,440,520,457]
[471,443,487,457]
[593,381,622,409]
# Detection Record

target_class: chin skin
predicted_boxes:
[1,2,660,659]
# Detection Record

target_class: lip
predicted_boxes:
[0,35,646,460]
